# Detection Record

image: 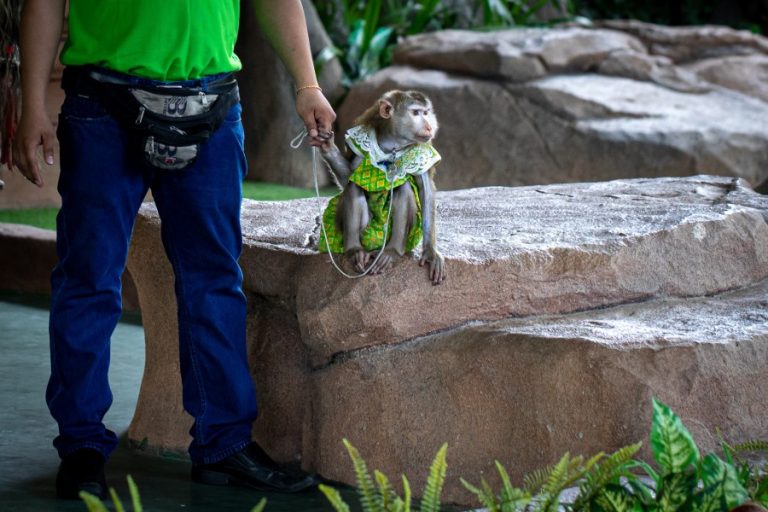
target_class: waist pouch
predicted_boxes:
[62,66,240,170]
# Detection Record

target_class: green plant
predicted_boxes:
[79,475,268,512]
[319,438,448,512]
[462,398,764,512]
[313,0,570,86]
[79,475,143,512]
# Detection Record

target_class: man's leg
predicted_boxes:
[47,91,151,497]
[150,103,258,464]
[151,102,315,493]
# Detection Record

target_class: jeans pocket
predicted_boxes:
[60,93,110,121]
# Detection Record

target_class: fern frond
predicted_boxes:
[319,483,352,512]
[373,469,402,511]
[525,464,554,494]
[127,475,142,512]
[461,477,499,512]
[573,443,643,511]
[343,438,381,512]
[543,452,572,497]
[79,491,110,512]
[731,440,768,454]
[250,497,267,512]
[420,443,448,512]
[110,488,126,512]
[402,475,412,512]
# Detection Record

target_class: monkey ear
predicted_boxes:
[378,100,393,119]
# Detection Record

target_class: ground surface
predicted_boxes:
[0,293,339,512]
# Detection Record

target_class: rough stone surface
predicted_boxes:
[125,176,768,505]
[350,23,768,190]
[592,20,768,63]
[338,66,768,190]
[685,54,768,103]
[0,223,140,310]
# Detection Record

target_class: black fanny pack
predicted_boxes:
[61,66,240,170]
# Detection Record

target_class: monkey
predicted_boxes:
[316,89,446,285]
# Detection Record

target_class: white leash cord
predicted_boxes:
[291,128,394,279]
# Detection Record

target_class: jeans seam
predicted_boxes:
[163,237,208,443]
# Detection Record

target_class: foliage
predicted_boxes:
[79,475,268,512]
[318,438,448,512]
[80,475,144,512]
[313,0,568,86]
[462,398,766,512]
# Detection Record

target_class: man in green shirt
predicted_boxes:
[15,0,335,499]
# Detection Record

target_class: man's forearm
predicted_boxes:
[251,0,318,89]
[19,0,66,114]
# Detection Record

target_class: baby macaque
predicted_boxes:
[317,89,446,285]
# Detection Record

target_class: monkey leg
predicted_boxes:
[370,183,417,275]
[338,183,372,272]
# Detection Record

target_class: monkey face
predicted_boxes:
[401,102,438,144]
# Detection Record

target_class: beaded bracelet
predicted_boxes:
[295,84,322,95]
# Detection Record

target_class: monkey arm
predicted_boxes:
[416,168,446,284]
[320,143,353,186]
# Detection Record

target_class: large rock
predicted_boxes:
[345,24,768,190]
[0,223,140,310]
[126,175,768,505]
[338,66,768,190]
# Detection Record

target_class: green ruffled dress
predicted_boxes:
[318,125,441,254]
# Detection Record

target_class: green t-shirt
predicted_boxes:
[60,0,241,81]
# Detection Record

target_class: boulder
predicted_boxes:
[337,66,768,190]
[684,54,768,103]
[125,175,768,505]
[349,24,768,190]
[0,223,140,310]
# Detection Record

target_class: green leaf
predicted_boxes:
[407,0,442,34]
[319,483,352,512]
[651,399,700,474]
[110,487,126,512]
[595,484,636,512]
[420,443,448,512]
[250,497,268,512]
[402,475,412,512]
[375,469,399,511]
[79,491,110,512]
[127,475,142,512]
[461,477,499,512]
[343,439,381,512]
[313,45,340,76]
[574,444,643,511]
[656,470,696,512]
[360,0,383,57]
[359,26,394,79]
[699,454,749,510]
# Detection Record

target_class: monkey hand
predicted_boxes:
[345,248,373,273]
[419,248,446,285]
[369,247,400,275]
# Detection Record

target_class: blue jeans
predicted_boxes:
[47,69,258,464]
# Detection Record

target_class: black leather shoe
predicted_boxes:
[56,448,108,500]
[191,442,318,493]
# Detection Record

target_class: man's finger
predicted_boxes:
[42,130,55,166]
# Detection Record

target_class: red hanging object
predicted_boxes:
[0,74,17,170]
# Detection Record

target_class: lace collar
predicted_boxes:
[345,125,441,182]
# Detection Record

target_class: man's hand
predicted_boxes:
[296,87,336,149]
[14,108,55,188]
